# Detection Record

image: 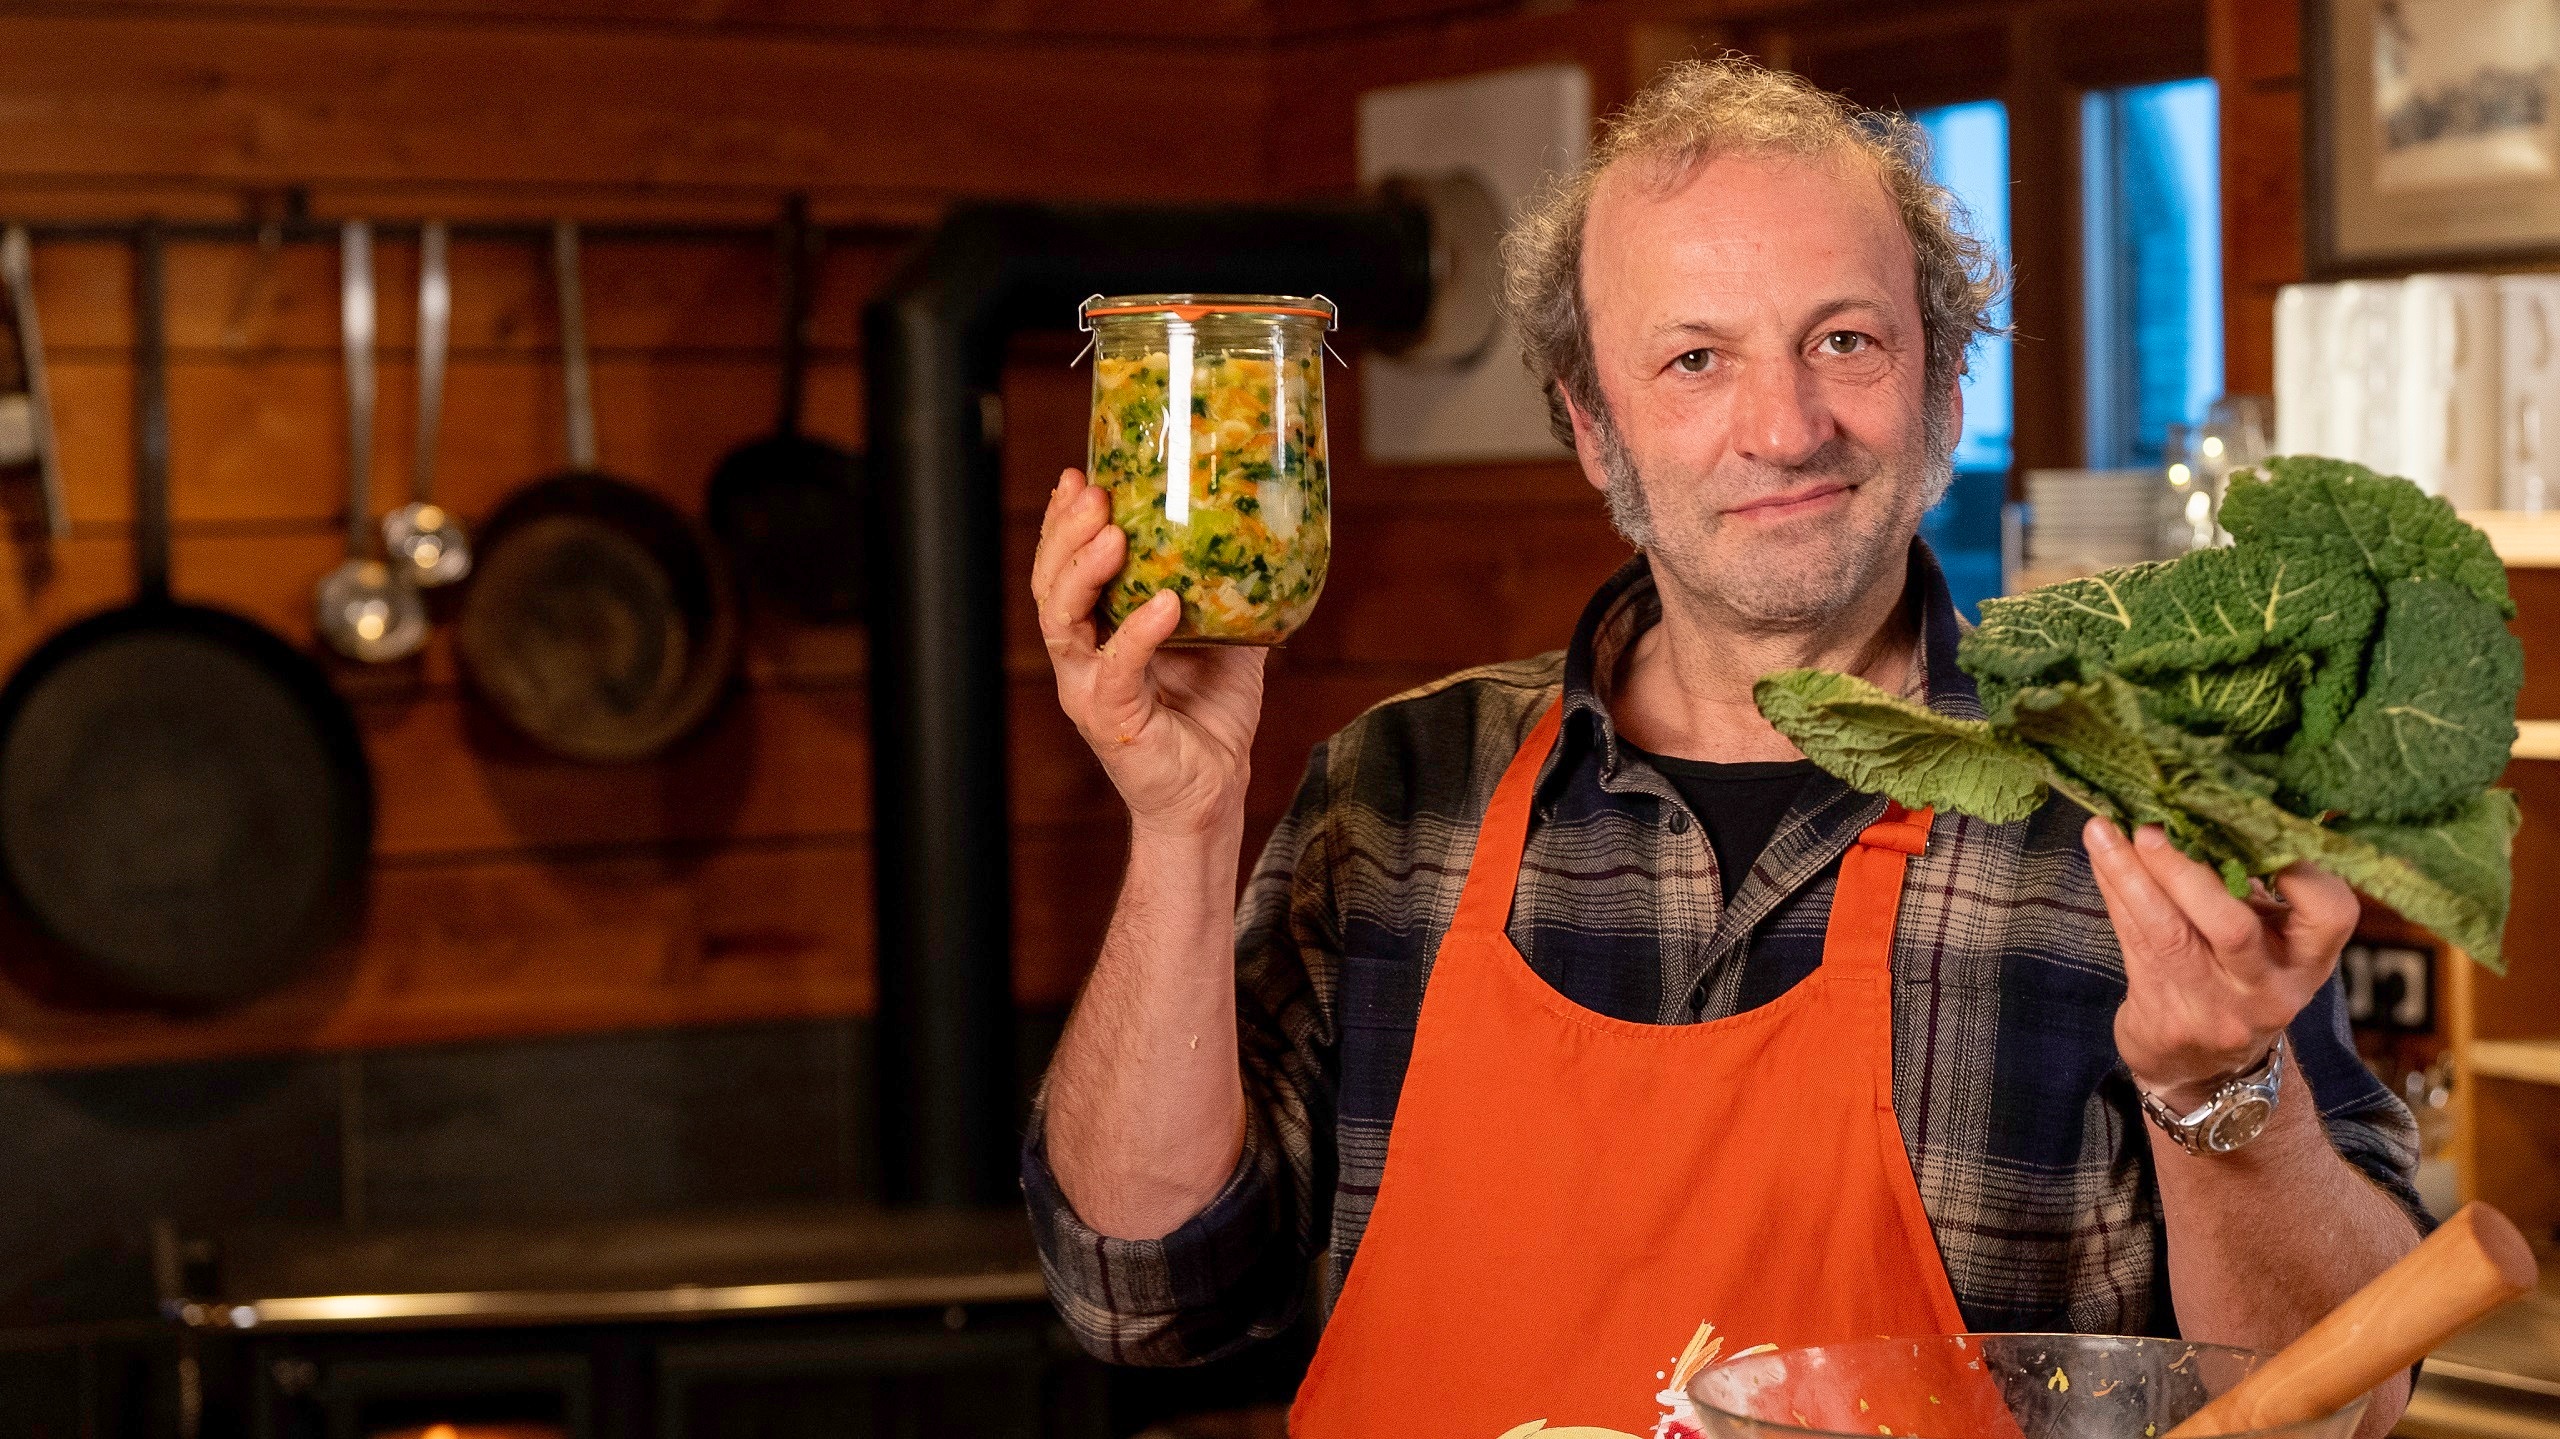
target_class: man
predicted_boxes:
[1024,60,2426,1438]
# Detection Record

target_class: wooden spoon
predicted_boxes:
[2167,1202,2540,1438]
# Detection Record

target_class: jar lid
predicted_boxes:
[1079,292,1338,330]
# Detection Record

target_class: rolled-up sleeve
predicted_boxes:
[1023,748,1345,1366]
[1022,1093,1302,1365]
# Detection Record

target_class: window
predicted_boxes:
[1913,99,2012,619]
[2082,77,2222,467]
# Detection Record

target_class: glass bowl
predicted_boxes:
[1681,1334,2364,1439]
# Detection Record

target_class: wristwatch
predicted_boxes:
[2137,1040,2285,1156]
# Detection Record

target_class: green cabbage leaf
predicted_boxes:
[1753,458,2523,970]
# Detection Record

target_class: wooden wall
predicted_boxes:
[0,0,2227,1072]
[0,3,1281,1069]
[0,0,1636,1071]
[2210,0,2303,397]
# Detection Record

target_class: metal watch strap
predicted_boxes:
[2137,1038,2285,1156]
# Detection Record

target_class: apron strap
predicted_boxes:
[1448,695,1566,937]
[1818,802,1935,983]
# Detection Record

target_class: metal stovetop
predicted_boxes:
[162,1205,1047,1332]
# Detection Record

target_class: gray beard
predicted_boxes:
[1588,386,1958,554]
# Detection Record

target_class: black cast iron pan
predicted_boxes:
[0,221,372,1010]
[705,194,866,622]
[458,221,736,763]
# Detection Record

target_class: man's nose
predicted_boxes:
[1729,356,1834,469]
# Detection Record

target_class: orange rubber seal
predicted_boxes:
[1082,302,1335,323]
[1078,293,1339,331]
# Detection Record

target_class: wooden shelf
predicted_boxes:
[2461,511,2560,567]
[2470,1039,2560,1087]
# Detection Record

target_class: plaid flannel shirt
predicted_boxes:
[1024,543,2426,1366]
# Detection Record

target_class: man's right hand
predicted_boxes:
[1033,467,1269,836]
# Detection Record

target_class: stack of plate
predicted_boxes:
[2022,468,2165,569]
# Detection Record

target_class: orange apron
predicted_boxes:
[1290,695,1969,1437]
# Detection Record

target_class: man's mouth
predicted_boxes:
[1725,482,1852,521]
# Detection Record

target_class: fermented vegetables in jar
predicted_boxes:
[1081,293,1334,646]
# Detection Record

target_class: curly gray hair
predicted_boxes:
[1498,57,2007,456]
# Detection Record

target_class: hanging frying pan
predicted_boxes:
[0,221,372,1010]
[705,194,865,621]
[458,221,736,763]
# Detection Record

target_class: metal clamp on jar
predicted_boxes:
[1079,293,1336,646]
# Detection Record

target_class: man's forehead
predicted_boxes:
[1581,147,1916,313]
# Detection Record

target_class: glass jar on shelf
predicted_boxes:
[1080,293,1336,647]
[2161,422,2218,554]
[2200,394,2271,479]
[2160,397,2272,554]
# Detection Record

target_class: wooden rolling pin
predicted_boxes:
[2166,1202,2540,1438]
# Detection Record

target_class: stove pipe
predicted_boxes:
[863,198,1435,1206]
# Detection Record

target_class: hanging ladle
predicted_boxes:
[1,224,68,545]
[383,220,470,587]
[316,219,427,663]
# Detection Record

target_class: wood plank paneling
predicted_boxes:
[1268,0,1652,200]
[0,841,875,1071]
[0,0,1152,1063]
[1788,18,2013,112]
[363,688,870,860]
[2001,8,2087,476]
[2213,0,2300,88]
[2044,0,2208,89]
[24,237,905,354]
[2213,0,2303,397]
[2225,282,2281,413]
[0,15,1272,209]
[2509,568,2560,720]
[0,805,1132,1073]
[39,352,862,526]
[2477,761,2560,1042]
[63,0,1505,45]
[2220,81,2304,292]
[1278,510,1628,669]
[0,528,877,691]
[11,238,898,527]
[121,0,1272,42]
[0,0,2254,1073]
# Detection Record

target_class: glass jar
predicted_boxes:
[1081,293,1335,646]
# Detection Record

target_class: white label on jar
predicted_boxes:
[1164,323,1194,526]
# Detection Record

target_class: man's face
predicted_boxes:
[1570,148,1955,632]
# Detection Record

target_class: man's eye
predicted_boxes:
[1822,332,1870,355]
[1673,349,1712,373]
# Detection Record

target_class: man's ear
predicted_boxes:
[1946,372,1965,446]
[1560,389,1613,497]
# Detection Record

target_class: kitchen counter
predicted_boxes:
[162,1208,2553,1430]
[163,1205,1047,1331]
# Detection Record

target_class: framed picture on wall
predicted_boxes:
[2309,0,2560,270]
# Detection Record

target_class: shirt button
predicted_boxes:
[1667,810,1691,834]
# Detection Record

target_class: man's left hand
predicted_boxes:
[2083,817,2361,1113]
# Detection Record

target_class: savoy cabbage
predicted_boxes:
[1754,457,2523,970]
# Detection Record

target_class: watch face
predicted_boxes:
[2206,1095,2274,1153]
